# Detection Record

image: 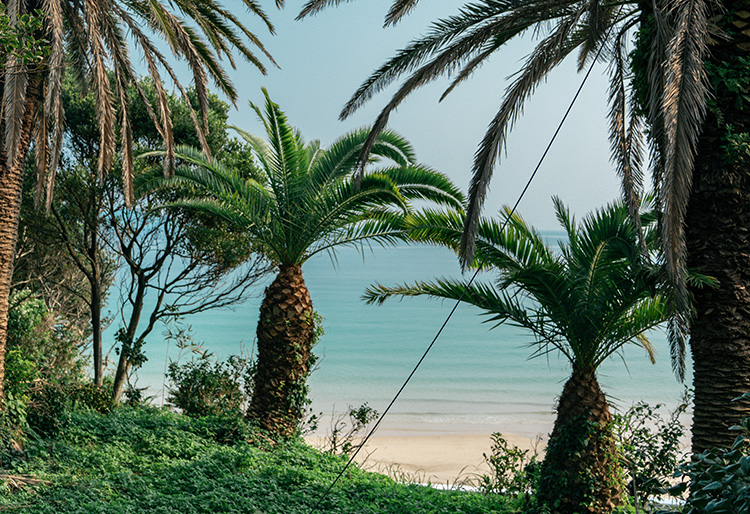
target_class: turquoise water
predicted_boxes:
[130,239,691,437]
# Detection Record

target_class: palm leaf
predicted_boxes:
[370,198,669,374]
[461,9,586,265]
[138,91,464,268]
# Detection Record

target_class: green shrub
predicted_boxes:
[26,380,112,437]
[476,432,540,500]
[614,393,690,509]
[665,393,750,514]
[317,403,379,456]
[6,291,85,397]
[167,352,253,417]
[0,392,28,463]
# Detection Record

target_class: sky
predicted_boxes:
[189,1,624,230]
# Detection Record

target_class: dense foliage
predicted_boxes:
[666,393,750,514]
[614,394,691,509]
[0,407,516,514]
[167,352,254,418]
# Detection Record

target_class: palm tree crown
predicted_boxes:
[139,88,464,266]
[366,198,665,369]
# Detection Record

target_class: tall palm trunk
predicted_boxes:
[248,264,314,436]
[686,4,750,453]
[538,365,621,514]
[0,86,39,400]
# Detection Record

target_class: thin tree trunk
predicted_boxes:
[686,4,750,453]
[0,88,38,400]
[111,351,132,402]
[111,274,146,402]
[89,207,104,387]
[91,264,103,386]
[538,365,621,514]
[248,264,314,437]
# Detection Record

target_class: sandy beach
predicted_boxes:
[306,427,549,484]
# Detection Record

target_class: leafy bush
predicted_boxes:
[6,291,85,398]
[26,380,112,437]
[317,403,379,456]
[167,352,253,417]
[0,392,28,462]
[613,392,690,508]
[665,393,750,514]
[476,432,540,499]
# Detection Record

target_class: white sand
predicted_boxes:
[305,431,548,485]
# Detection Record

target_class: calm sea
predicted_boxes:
[128,235,691,438]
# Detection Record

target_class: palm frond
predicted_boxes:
[384,0,422,26]
[607,26,646,251]
[379,165,465,208]
[659,0,709,363]
[2,53,28,170]
[296,0,359,21]
[33,103,49,211]
[307,128,416,189]
[340,0,550,121]
[461,10,586,266]
[306,211,408,260]
[645,0,672,193]
[41,0,66,202]
[439,39,502,102]
[294,174,408,258]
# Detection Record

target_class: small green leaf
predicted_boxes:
[702,480,724,492]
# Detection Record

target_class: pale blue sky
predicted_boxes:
[201,2,623,229]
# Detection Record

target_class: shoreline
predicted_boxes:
[305,424,550,485]
[304,409,692,484]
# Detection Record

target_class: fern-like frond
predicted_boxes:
[461,10,586,266]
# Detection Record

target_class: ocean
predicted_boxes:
[129,236,691,438]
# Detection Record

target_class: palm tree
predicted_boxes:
[364,199,671,513]
[298,0,750,452]
[138,89,465,436]
[0,0,276,399]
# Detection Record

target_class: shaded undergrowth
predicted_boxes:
[0,407,515,513]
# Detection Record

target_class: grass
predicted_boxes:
[0,406,517,513]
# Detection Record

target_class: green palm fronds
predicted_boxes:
[138,89,465,266]
[365,198,670,371]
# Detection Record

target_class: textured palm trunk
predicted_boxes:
[0,87,39,400]
[248,264,314,436]
[686,3,750,453]
[538,365,621,514]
